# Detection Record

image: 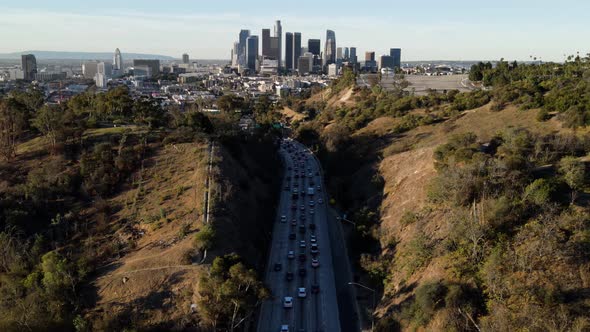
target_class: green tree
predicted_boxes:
[0,99,28,160]
[31,105,66,151]
[558,156,585,203]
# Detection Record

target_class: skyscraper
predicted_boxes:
[82,61,99,79]
[262,29,271,59]
[336,47,343,60]
[293,32,302,70]
[365,52,375,62]
[390,48,402,70]
[323,30,336,68]
[285,32,293,71]
[274,20,282,69]
[239,29,251,66]
[113,48,123,71]
[21,54,37,81]
[133,59,160,77]
[231,42,239,67]
[350,47,357,64]
[308,39,321,56]
[182,53,189,64]
[246,35,259,71]
[344,47,350,60]
[379,55,394,69]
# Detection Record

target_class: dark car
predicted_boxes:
[299,215,306,221]
[311,284,320,294]
[286,272,294,281]
[299,253,306,262]
[289,233,296,240]
[274,263,282,271]
[298,268,307,277]
[309,223,316,230]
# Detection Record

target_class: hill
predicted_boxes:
[288,61,590,331]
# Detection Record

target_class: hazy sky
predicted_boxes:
[1,0,589,61]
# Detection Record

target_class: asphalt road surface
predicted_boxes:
[257,138,341,332]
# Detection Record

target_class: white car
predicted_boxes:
[287,250,295,260]
[309,208,315,215]
[281,215,287,222]
[299,240,306,248]
[298,287,307,298]
[310,235,317,243]
[283,296,293,308]
[280,325,289,332]
[311,258,320,268]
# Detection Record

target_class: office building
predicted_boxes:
[328,63,339,77]
[21,54,37,81]
[232,42,240,67]
[390,48,402,69]
[344,47,350,60]
[336,47,343,60]
[239,29,251,66]
[349,47,357,64]
[380,55,394,69]
[274,20,282,69]
[246,35,259,71]
[97,62,112,77]
[262,29,271,58]
[34,72,66,82]
[285,32,293,71]
[133,59,160,77]
[260,58,278,75]
[182,53,189,64]
[293,32,301,70]
[365,52,375,62]
[298,52,313,75]
[308,39,321,56]
[113,48,123,70]
[82,61,99,79]
[323,30,336,68]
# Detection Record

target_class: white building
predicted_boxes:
[328,63,339,77]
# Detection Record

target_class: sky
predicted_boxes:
[1,0,589,61]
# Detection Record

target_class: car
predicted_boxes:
[299,253,306,262]
[311,284,320,294]
[315,171,320,176]
[309,208,315,215]
[285,272,294,281]
[299,240,306,248]
[317,185,321,191]
[308,173,313,178]
[274,263,282,271]
[283,297,293,308]
[309,200,315,207]
[287,250,295,260]
[294,174,299,179]
[311,244,319,255]
[281,324,290,332]
[298,287,307,298]
[309,223,316,230]
[291,204,297,210]
[318,198,323,204]
[289,233,296,240]
[310,235,316,242]
[284,185,290,191]
[300,205,305,211]
[281,215,287,222]
[311,258,319,268]
[299,215,306,221]
[291,219,297,226]
[298,268,307,277]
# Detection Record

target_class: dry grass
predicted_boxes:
[280,106,305,122]
[88,142,209,327]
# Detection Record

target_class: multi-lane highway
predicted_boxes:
[257,138,341,332]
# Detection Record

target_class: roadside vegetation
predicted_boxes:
[0,86,280,331]
[288,55,590,331]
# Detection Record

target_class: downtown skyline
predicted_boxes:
[1,0,590,62]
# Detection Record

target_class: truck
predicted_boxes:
[307,187,315,196]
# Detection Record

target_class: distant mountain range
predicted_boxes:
[0,50,176,60]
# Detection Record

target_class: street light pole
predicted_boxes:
[348,281,376,332]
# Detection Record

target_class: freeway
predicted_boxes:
[257,138,341,332]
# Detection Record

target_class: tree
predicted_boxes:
[558,156,585,203]
[193,224,216,250]
[0,99,27,160]
[132,98,167,129]
[31,105,66,151]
